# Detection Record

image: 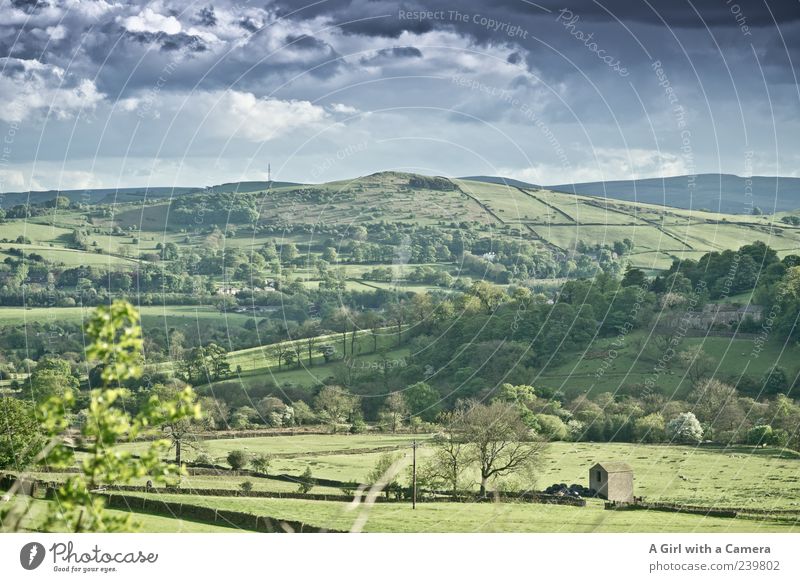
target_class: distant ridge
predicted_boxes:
[460,175,540,189]
[547,174,800,214]
[0,180,303,209]
[0,186,197,209]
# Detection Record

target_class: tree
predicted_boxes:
[403,382,440,422]
[298,466,316,493]
[0,397,42,470]
[762,366,789,395]
[621,266,646,288]
[205,343,231,380]
[380,392,408,433]
[227,449,249,471]
[666,412,704,444]
[292,400,317,425]
[459,400,544,496]
[426,410,470,497]
[366,453,403,499]
[150,381,203,466]
[322,247,338,263]
[314,386,359,432]
[633,413,665,443]
[2,300,199,533]
[280,242,299,264]
[27,357,79,402]
[468,280,506,314]
[678,347,714,387]
[250,454,272,474]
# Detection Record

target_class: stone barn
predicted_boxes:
[589,461,633,502]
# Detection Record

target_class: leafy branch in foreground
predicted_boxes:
[37,300,201,532]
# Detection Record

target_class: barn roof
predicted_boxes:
[591,461,633,473]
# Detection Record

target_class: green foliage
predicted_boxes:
[0,397,43,469]
[298,466,316,494]
[366,453,402,499]
[226,449,249,471]
[30,300,201,533]
[250,453,272,474]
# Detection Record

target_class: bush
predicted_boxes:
[239,480,254,493]
[193,453,213,465]
[298,466,316,494]
[534,414,568,441]
[250,453,272,474]
[227,449,249,471]
[747,425,773,446]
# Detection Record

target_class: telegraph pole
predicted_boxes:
[412,439,417,509]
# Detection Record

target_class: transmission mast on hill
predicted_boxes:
[268,163,271,183]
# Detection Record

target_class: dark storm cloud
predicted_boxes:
[272,0,800,36]
[0,0,797,188]
[195,6,217,27]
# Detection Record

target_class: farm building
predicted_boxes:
[589,461,634,502]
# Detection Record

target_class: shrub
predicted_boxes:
[250,453,272,474]
[227,449,249,471]
[193,452,213,465]
[298,466,316,494]
[239,480,254,493]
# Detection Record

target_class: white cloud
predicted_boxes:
[195,91,329,142]
[329,103,359,115]
[120,7,182,35]
[501,148,690,185]
[0,58,105,122]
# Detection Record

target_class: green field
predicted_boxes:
[536,333,800,398]
[112,436,800,512]
[1,498,238,533]
[123,494,797,533]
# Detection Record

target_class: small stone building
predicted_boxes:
[589,461,633,502]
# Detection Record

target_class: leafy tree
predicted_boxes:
[149,381,203,466]
[227,449,249,471]
[27,357,79,403]
[666,412,704,444]
[292,400,317,425]
[0,397,42,470]
[426,410,470,497]
[205,343,231,380]
[762,366,789,395]
[366,453,403,499]
[633,413,665,443]
[459,400,544,496]
[298,466,316,493]
[322,247,338,263]
[403,382,440,422]
[280,242,299,264]
[250,454,272,474]
[380,392,408,432]
[747,425,774,446]
[4,300,200,533]
[468,280,506,314]
[314,386,359,432]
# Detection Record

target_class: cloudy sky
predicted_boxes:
[0,0,798,191]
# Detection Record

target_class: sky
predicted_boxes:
[0,0,798,191]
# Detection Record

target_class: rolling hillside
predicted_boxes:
[548,173,800,214]
[7,171,800,274]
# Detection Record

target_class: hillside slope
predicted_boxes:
[548,174,800,214]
